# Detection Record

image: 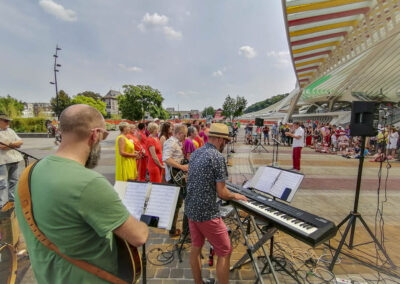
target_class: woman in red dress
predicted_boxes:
[137,122,148,181]
[146,122,164,183]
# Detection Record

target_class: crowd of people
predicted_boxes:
[3,105,398,284]
[114,119,211,184]
[12,105,247,284]
[245,121,400,161]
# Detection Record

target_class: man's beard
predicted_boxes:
[85,142,101,169]
[219,143,225,153]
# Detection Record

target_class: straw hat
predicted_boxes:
[208,123,231,141]
[0,114,12,121]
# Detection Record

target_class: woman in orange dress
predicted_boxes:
[146,122,164,183]
[137,122,148,181]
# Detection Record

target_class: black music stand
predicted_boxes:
[251,134,269,153]
[176,227,191,262]
[328,136,395,272]
[142,244,147,284]
[271,138,281,167]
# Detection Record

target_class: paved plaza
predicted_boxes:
[15,129,400,283]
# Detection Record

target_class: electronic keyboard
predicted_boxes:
[226,181,337,247]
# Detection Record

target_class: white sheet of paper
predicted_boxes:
[123,182,148,220]
[253,166,281,194]
[113,181,127,200]
[145,184,179,230]
[269,171,303,202]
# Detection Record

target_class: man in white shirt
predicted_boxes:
[0,114,23,207]
[286,122,304,171]
[162,124,189,236]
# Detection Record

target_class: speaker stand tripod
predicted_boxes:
[328,136,395,272]
[252,134,269,153]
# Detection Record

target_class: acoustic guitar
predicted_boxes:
[171,159,189,187]
[116,236,142,284]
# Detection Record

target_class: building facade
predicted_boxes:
[102,90,121,116]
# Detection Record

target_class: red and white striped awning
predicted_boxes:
[285,0,372,87]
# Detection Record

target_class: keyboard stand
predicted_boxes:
[230,207,279,284]
[259,237,302,284]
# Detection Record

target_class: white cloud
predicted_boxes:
[267,50,291,66]
[238,45,257,59]
[138,12,169,32]
[118,64,143,72]
[163,26,182,40]
[39,0,77,22]
[212,66,227,77]
[212,70,223,77]
[138,12,182,40]
[177,90,198,97]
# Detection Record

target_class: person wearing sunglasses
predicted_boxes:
[15,104,149,283]
[0,113,23,208]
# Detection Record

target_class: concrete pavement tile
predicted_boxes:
[169,268,184,278]
[155,268,170,278]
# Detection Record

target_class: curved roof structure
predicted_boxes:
[283,0,400,103]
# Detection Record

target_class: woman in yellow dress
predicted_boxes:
[115,122,139,181]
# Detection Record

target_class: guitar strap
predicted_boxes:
[18,161,130,284]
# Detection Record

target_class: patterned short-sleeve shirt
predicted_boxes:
[184,143,228,222]
[162,136,184,182]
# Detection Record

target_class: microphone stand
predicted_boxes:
[271,138,281,167]
[0,141,39,167]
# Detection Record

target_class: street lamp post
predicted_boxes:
[50,45,62,118]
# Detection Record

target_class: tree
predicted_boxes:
[76,91,102,100]
[50,90,72,117]
[0,95,24,118]
[222,95,235,120]
[234,96,247,118]
[222,95,247,121]
[118,85,167,121]
[71,95,107,116]
[202,106,216,118]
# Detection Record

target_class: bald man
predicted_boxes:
[15,104,149,284]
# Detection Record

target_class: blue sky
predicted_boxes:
[0,0,296,110]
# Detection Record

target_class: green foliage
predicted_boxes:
[202,106,216,118]
[0,95,24,118]
[110,114,122,120]
[10,118,47,133]
[71,95,107,116]
[105,122,117,131]
[118,85,167,121]
[76,91,102,100]
[222,95,247,120]
[244,93,289,114]
[50,90,72,117]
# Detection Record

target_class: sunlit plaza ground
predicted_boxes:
[15,128,400,283]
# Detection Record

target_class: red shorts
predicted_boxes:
[188,217,232,257]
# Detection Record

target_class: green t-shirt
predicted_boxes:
[15,155,130,284]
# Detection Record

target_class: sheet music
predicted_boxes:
[144,184,179,230]
[123,182,149,220]
[114,181,127,200]
[252,166,281,194]
[269,171,303,202]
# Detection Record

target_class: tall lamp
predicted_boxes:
[50,45,62,118]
